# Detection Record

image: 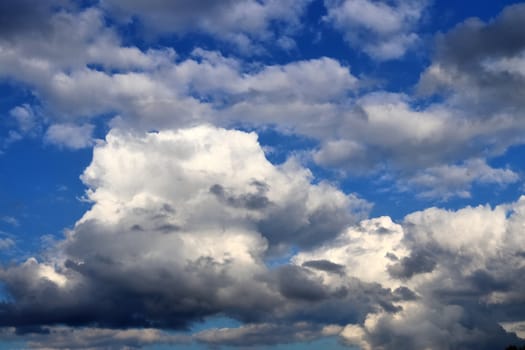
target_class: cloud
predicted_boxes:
[295,198,525,349]
[301,259,345,275]
[44,123,95,149]
[323,0,427,60]
[0,125,370,333]
[194,322,341,347]
[0,326,189,349]
[0,0,64,39]
[102,0,311,53]
[2,130,525,348]
[0,2,518,199]
[0,323,340,349]
[401,158,519,200]
[419,3,525,116]
[1,216,19,227]
[0,238,15,250]
[9,105,38,134]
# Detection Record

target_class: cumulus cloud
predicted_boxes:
[294,198,525,349]
[3,1,525,349]
[2,127,525,349]
[101,0,311,53]
[323,0,427,60]
[0,2,520,198]
[0,125,372,333]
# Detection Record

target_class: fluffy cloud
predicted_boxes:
[0,2,521,198]
[2,126,525,349]
[294,199,525,349]
[323,0,427,60]
[102,0,311,52]
[0,125,371,333]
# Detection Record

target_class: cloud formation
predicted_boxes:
[102,0,311,52]
[323,0,427,60]
[2,125,525,349]
[2,2,525,349]
[0,126,372,332]
[1,1,523,198]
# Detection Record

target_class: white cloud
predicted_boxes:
[293,197,525,349]
[44,123,95,149]
[2,126,525,349]
[9,104,37,134]
[1,216,19,227]
[323,0,427,60]
[403,158,519,199]
[0,125,370,336]
[294,216,408,290]
[0,2,523,202]
[0,237,15,250]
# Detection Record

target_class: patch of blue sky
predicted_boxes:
[0,138,92,261]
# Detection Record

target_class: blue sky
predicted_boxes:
[1,0,525,349]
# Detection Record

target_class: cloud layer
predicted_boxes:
[2,1,525,349]
[1,126,525,349]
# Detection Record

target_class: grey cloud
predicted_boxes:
[258,198,359,248]
[387,250,437,280]
[392,286,418,301]
[6,192,525,349]
[0,126,379,341]
[0,0,521,201]
[0,0,62,39]
[6,326,190,350]
[102,0,311,52]
[302,259,345,275]
[434,4,525,68]
[194,322,339,347]
[276,265,328,302]
[210,182,271,210]
[419,3,525,116]
[360,305,521,350]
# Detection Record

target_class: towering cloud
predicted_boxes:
[0,125,369,332]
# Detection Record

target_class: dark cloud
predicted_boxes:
[210,182,271,210]
[276,265,328,302]
[469,269,511,293]
[258,201,354,248]
[387,250,437,279]
[362,306,522,350]
[0,0,62,39]
[435,4,525,67]
[392,286,418,301]
[195,322,335,347]
[420,3,525,116]
[302,259,345,275]
[14,326,51,336]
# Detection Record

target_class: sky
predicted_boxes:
[1,0,525,349]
